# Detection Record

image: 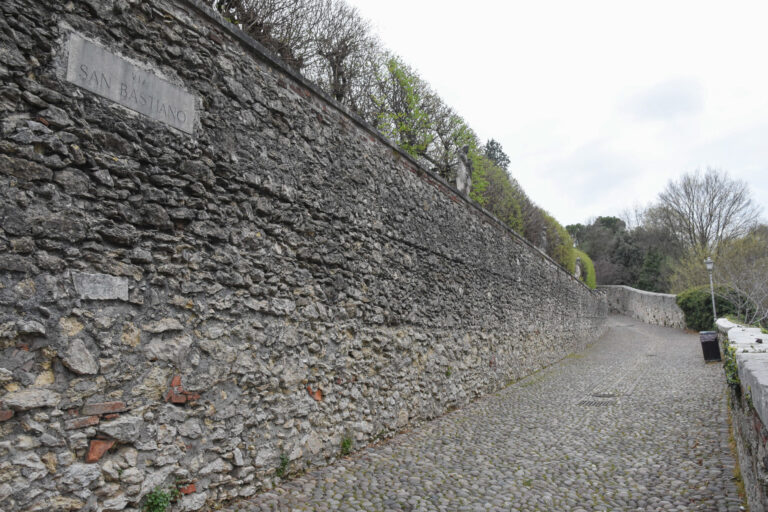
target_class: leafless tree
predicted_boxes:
[341,46,387,123]
[594,257,630,285]
[655,168,762,253]
[208,0,322,70]
[423,100,478,181]
[619,203,647,231]
[715,225,768,326]
[305,1,378,103]
[208,0,386,117]
[520,199,548,248]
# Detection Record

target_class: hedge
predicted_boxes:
[574,249,596,289]
[676,285,738,331]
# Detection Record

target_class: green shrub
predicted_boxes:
[340,436,353,456]
[469,152,524,233]
[543,213,576,273]
[723,337,740,390]
[574,249,596,289]
[275,453,290,478]
[676,285,738,331]
[143,487,179,512]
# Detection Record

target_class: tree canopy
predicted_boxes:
[569,169,766,324]
[481,139,510,171]
[656,168,761,252]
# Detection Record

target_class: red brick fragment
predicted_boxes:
[86,439,116,463]
[64,415,100,430]
[103,413,119,420]
[178,483,196,495]
[0,410,14,422]
[166,375,202,405]
[166,389,187,404]
[81,401,127,416]
[306,385,323,402]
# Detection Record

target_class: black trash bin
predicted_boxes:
[700,331,721,362]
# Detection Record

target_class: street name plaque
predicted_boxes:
[66,34,196,134]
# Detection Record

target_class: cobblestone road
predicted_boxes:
[231,316,743,512]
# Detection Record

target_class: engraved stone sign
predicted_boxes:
[66,33,196,134]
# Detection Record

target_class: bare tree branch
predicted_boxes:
[656,168,762,253]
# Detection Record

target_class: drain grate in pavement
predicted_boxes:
[577,399,615,407]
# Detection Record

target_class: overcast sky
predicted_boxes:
[345,0,768,227]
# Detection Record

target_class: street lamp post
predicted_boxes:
[705,257,717,322]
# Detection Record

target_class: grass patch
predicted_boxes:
[340,435,353,456]
[142,486,180,512]
[275,453,289,478]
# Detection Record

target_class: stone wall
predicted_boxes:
[0,0,607,510]
[599,285,685,328]
[717,319,768,511]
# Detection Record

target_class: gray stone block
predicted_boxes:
[61,339,99,375]
[71,271,129,301]
[3,389,61,411]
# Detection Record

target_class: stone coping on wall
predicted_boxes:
[599,284,676,298]
[178,0,592,292]
[717,318,768,426]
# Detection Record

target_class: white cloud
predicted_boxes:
[623,79,704,121]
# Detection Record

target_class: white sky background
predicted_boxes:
[345,0,768,226]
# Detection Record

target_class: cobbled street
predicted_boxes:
[233,316,743,512]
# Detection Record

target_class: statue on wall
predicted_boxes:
[456,145,472,196]
[575,257,582,280]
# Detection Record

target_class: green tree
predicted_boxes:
[481,139,510,171]
[541,213,576,273]
[668,246,710,293]
[469,152,523,233]
[375,57,434,158]
[635,249,666,292]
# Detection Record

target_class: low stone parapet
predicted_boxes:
[717,318,768,510]
[598,285,685,328]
